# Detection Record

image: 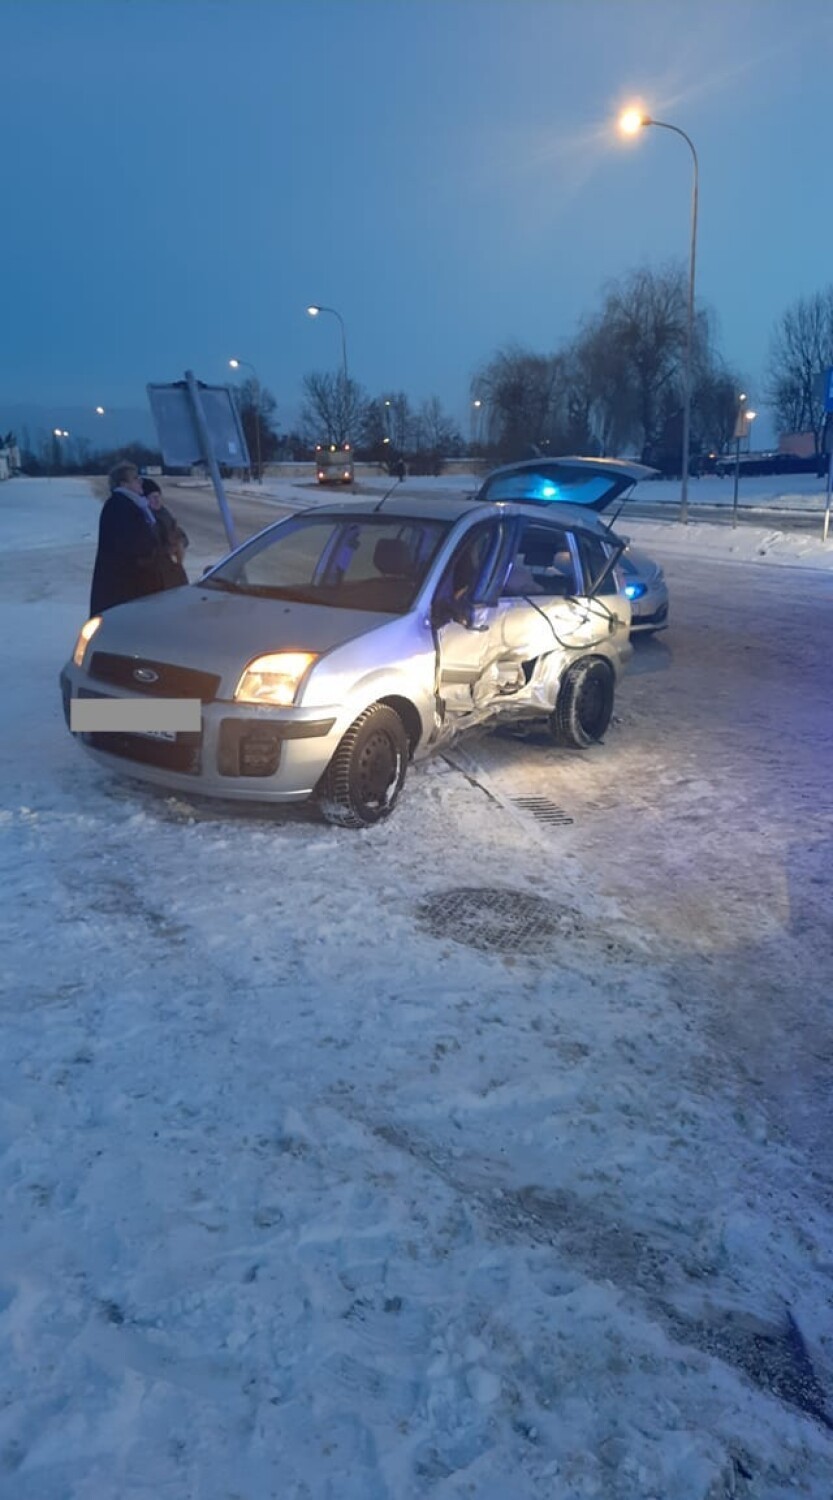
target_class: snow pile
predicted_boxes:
[623,516,833,571]
[630,472,831,513]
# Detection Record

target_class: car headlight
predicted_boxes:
[234,652,317,706]
[72,616,102,667]
[624,582,647,600]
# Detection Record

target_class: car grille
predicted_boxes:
[86,729,202,775]
[89,652,220,703]
[634,603,668,627]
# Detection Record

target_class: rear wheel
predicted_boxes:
[318,703,409,828]
[550,658,614,749]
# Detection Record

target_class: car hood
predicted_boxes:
[88,585,398,688]
[624,544,663,580]
[478,456,658,511]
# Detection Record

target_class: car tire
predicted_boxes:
[318,703,409,828]
[550,658,614,749]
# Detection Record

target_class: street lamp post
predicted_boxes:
[52,427,69,477]
[619,108,699,524]
[471,398,483,453]
[307,305,351,444]
[731,395,756,528]
[306,304,349,387]
[229,358,262,482]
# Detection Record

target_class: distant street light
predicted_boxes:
[471,398,483,451]
[229,357,263,482]
[51,428,69,479]
[731,395,757,528]
[618,106,699,525]
[95,406,105,416]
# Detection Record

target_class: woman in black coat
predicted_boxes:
[141,478,189,590]
[90,461,179,615]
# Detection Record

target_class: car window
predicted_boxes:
[480,466,616,507]
[432,521,504,622]
[205,515,450,614]
[575,533,618,596]
[501,522,578,599]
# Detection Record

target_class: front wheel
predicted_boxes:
[550,658,614,749]
[318,703,409,828]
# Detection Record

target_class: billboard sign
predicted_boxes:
[147,380,250,469]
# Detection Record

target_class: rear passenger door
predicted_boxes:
[495,518,596,660]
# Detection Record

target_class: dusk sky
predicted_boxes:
[4,0,832,439]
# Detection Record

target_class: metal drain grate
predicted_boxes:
[417,887,565,953]
[511,796,574,826]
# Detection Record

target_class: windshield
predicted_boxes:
[479,465,626,508]
[203,514,451,614]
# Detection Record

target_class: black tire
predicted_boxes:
[550,658,614,749]
[318,703,409,828]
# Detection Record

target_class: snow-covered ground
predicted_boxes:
[630,472,831,515]
[1,478,832,1499]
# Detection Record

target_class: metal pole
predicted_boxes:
[732,435,741,528]
[646,121,699,526]
[318,306,349,435]
[185,369,238,551]
[824,449,833,544]
[253,376,263,484]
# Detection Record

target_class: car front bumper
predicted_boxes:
[629,588,669,633]
[60,665,343,802]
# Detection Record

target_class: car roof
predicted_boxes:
[301,494,484,524]
[294,493,616,539]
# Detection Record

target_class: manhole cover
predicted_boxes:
[417,887,564,952]
[511,796,574,826]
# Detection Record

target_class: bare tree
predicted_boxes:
[233,376,281,474]
[472,345,571,460]
[568,320,635,456]
[359,391,414,459]
[300,371,368,446]
[409,396,462,474]
[596,264,690,456]
[766,287,833,450]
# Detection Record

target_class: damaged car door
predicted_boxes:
[431,519,515,721]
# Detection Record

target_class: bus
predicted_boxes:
[315,443,354,485]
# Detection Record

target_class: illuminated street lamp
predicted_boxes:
[95,406,105,416]
[618,106,699,524]
[51,428,69,478]
[731,395,756,528]
[306,304,349,387]
[307,304,351,443]
[471,398,483,451]
[229,357,263,482]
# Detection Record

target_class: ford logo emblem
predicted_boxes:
[133,667,159,684]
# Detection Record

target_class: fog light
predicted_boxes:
[239,731,281,776]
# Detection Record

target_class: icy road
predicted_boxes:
[0,478,832,1499]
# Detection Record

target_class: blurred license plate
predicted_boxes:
[139,729,177,742]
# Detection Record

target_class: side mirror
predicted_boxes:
[454,600,490,632]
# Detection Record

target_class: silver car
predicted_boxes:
[475,456,670,635]
[61,495,632,828]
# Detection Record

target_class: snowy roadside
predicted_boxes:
[1,478,832,1498]
[622,515,833,571]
